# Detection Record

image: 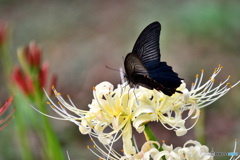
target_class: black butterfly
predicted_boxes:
[124,21,182,96]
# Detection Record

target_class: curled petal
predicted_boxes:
[122,120,136,155]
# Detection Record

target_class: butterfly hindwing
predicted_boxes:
[132,21,161,69]
[148,62,182,89]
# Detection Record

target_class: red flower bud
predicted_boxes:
[12,66,28,95]
[24,74,34,94]
[23,41,42,68]
[29,41,41,67]
[39,61,49,88]
[12,66,34,95]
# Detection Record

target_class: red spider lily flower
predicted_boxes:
[0,96,15,131]
[13,42,57,97]
[0,21,7,46]
[24,41,41,67]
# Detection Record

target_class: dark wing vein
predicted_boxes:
[132,21,161,69]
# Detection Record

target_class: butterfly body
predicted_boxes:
[124,21,182,96]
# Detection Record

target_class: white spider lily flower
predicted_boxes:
[148,65,240,136]
[159,140,212,160]
[32,65,239,157]
[68,139,240,160]
[133,82,196,136]
[89,81,146,155]
[121,140,212,160]
[34,81,158,155]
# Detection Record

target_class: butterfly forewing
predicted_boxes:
[132,21,161,69]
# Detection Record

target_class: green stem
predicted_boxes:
[14,98,34,160]
[38,100,65,160]
[1,44,34,160]
[194,109,206,144]
[0,43,12,76]
[144,124,163,151]
[32,71,65,160]
[144,124,166,160]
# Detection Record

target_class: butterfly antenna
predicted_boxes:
[106,65,125,74]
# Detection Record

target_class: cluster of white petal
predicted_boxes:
[33,66,239,157]
[38,80,199,155]
[121,140,212,160]
[82,81,196,155]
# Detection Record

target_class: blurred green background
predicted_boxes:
[0,0,240,159]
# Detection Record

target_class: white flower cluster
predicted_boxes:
[33,66,239,159]
[121,140,212,160]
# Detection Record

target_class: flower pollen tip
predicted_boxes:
[202,69,204,73]
[199,111,202,115]
[93,86,96,91]
[67,94,70,98]
[212,79,215,83]
[91,139,93,141]
[51,85,54,90]
[196,74,199,78]
[87,145,89,149]
[235,138,237,141]
[58,92,61,96]
[228,75,231,79]
[162,140,165,143]
[51,105,55,109]
[93,145,96,148]
[46,102,50,105]
[121,149,124,153]
[192,82,194,86]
